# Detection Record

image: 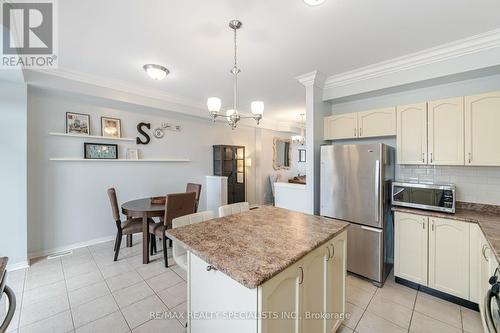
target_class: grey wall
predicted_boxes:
[329,73,500,205]
[27,87,268,257]
[0,81,28,267]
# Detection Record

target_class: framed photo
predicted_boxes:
[101,117,122,138]
[84,143,118,159]
[127,148,139,160]
[66,112,90,135]
[298,149,306,162]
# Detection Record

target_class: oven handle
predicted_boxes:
[485,288,499,333]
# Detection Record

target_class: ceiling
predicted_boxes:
[53,0,500,122]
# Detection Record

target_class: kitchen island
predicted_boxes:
[166,206,349,333]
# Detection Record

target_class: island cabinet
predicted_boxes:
[188,231,347,333]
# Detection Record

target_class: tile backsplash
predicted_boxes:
[396,165,500,205]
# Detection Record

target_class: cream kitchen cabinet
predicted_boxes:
[357,107,396,138]
[188,230,347,333]
[465,91,500,166]
[394,212,428,285]
[428,216,470,299]
[324,114,358,140]
[395,211,473,300]
[396,103,428,164]
[428,97,465,165]
[324,108,396,140]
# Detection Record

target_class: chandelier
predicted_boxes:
[292,113,305,145]
[207,20,264,129]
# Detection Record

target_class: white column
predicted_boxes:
[296,71,327,215]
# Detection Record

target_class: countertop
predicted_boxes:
[392,204,500,263]
[166,206,349,289]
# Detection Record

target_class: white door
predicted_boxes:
[465,91,500,166]
[394,212,428,285]
[357,107,396,138]
[428,217,470,299]
[326,232,347,333]
[428,97,465,165]
[324,114,358,140]
[259,261,302,333]
[301,245,329,333]
[396,103,428,164]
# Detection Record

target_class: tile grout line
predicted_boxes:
[352,284,378,332]
[61,254,77,333]
[14,266,28,331]
[90,244,133,333]
[406,289,419,333]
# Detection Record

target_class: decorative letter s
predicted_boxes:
[136,122,151,144]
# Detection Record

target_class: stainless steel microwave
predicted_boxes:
[392,182,456,213]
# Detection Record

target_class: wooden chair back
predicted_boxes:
[164,192,197,229]
[186,183,202,212]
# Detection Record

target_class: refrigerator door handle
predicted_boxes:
[375,159,380,224]
[361,225,383,233]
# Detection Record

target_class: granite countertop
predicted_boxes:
[392,203,500,262]
[0,257,7,284]
[166,206,349,289]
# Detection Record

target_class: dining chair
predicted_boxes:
[218,202,250,217]
[172,210,214,270]
[149,192,197,267]
[186,183,202,212]
[107,188,156,261]
[0,257,16,333]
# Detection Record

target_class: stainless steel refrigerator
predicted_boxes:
[320,143,395,286]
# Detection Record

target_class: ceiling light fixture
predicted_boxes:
[207,20,264,130]
[143,64,169,80]
[303,0,325,6]
[292,113,306,145]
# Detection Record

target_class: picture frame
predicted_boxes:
[298,149,306,162]
[84,143,118,159]
[101,117,122,138]
[66,112,90,135]
[127,148,139,160]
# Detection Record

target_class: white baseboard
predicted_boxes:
[28,233,144,260]
[6,260,30,272]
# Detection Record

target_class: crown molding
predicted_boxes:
[296,70,327,88]
[324,28,500,90]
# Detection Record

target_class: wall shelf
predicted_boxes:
[49,132,136,142]
[49,158,191,162]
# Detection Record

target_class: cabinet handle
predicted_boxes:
[422,153,425,163]
[354,128,357,137]
[359,127,362,137]
[206,265,218,271]
[422,222,425,230]
[331,244,335,259]
[299,267,304,285]
[430,153,433,163]
[326,246,331,261]
[431,222,434,231]
[468,152,472,164]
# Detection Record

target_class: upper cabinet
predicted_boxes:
[324,107,396,140]
[428,97,464,165]
[358,107,396,138]
[324,113,357,140]
[465,92,500,166]
[396,103,428,165]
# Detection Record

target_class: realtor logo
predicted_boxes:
[1,0,58,68]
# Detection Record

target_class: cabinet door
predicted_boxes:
[428,217,470,299]
[469,224,481,303]
[358,107,396,138]
[428,97,465,165]
[465,91,500,166]
[396,103,428,164]
[301,244,330,333]
[324,114,358,140]
[479,233,493,315]
[394,212,428,285]
[259,261,302,333]
[326,232,347,333]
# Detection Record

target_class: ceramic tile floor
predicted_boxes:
[1,238,483,333]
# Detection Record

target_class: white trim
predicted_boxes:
[28,235,115,259]
[323,28,500,90]
[296,70,327,88]
[6,260,29,272]
[49,157,191,162]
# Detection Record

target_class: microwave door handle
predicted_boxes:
[393,188,404,197]
[375,160,380,223]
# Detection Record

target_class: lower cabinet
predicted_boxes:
[394,212,471,299]
[188,231,347,333]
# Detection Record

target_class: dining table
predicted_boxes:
[121,198,165,264]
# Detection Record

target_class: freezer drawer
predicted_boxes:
[347,223,383,283]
